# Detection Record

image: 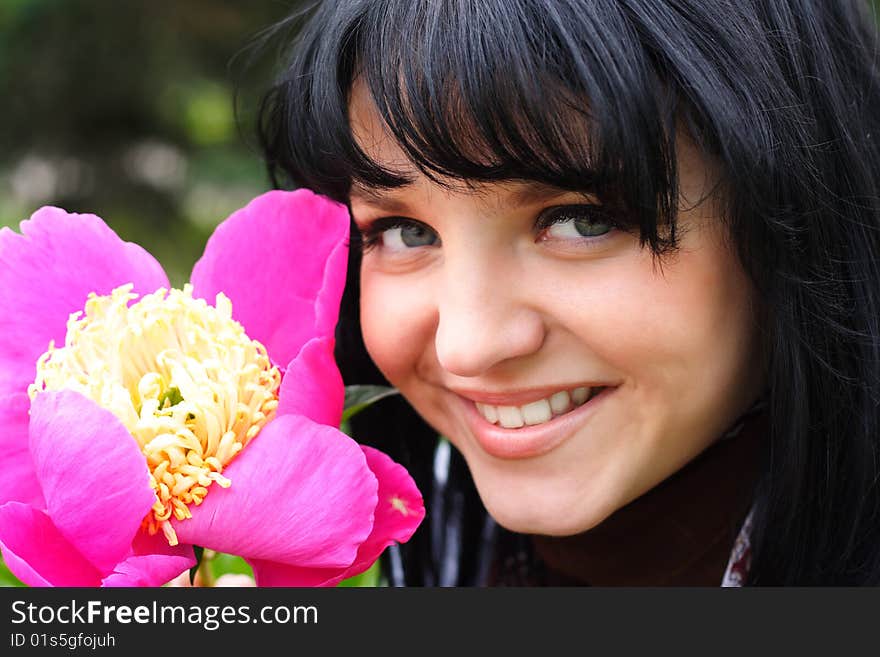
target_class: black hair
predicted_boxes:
[258,0,880,585]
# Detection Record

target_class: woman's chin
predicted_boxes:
[478,488,615,537]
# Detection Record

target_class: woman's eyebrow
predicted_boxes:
[349,185,413,213]
[348,181,594,212]
[506,181,593,205]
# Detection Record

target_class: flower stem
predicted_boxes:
[196,549,216,587]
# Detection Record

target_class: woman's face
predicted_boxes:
[349,86,766,536]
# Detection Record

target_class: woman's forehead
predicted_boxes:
[350,178,592,209]
[348,80,413,172]
[347,78,592,197]
[348,74,719,215]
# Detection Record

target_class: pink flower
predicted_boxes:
[0,190,424,586]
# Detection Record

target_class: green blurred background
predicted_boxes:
[0,0,298,287]
[0,0,386,587]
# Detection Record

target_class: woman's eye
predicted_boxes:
[385,221,438,249]
[539,205,614,241]
[359,218,439,253]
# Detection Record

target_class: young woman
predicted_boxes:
[257,0,880,585]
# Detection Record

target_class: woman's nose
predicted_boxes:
[433,261,546,377]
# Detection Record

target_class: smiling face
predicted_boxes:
[349,85,766,536]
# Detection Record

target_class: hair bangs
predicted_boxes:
[261,0,695,256]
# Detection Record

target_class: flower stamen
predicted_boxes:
[28,284,281,546]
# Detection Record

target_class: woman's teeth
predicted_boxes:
[474,387,601,429]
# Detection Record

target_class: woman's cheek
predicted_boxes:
[359,269,437,385]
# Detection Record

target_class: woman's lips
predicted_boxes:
[456,385,617,460]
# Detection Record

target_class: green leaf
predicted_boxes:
[189,545,204,585]
[337,559,382,587]
[342,385,399,423]
[210,553,254,580]
[0,556,24,587]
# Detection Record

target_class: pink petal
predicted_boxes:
[277,337,343,426]
[101,533,197,587]
[336,445,425,579]
[174,413,376,569]
[248,558,340,587]
[249,446,425,587]
[0,207,169,398]
[29,390,156,575]
[190,189,350,368]
[0,392,44,509]
[0,502,102,586]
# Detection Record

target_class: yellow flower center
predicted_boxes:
[28,284,281,546]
